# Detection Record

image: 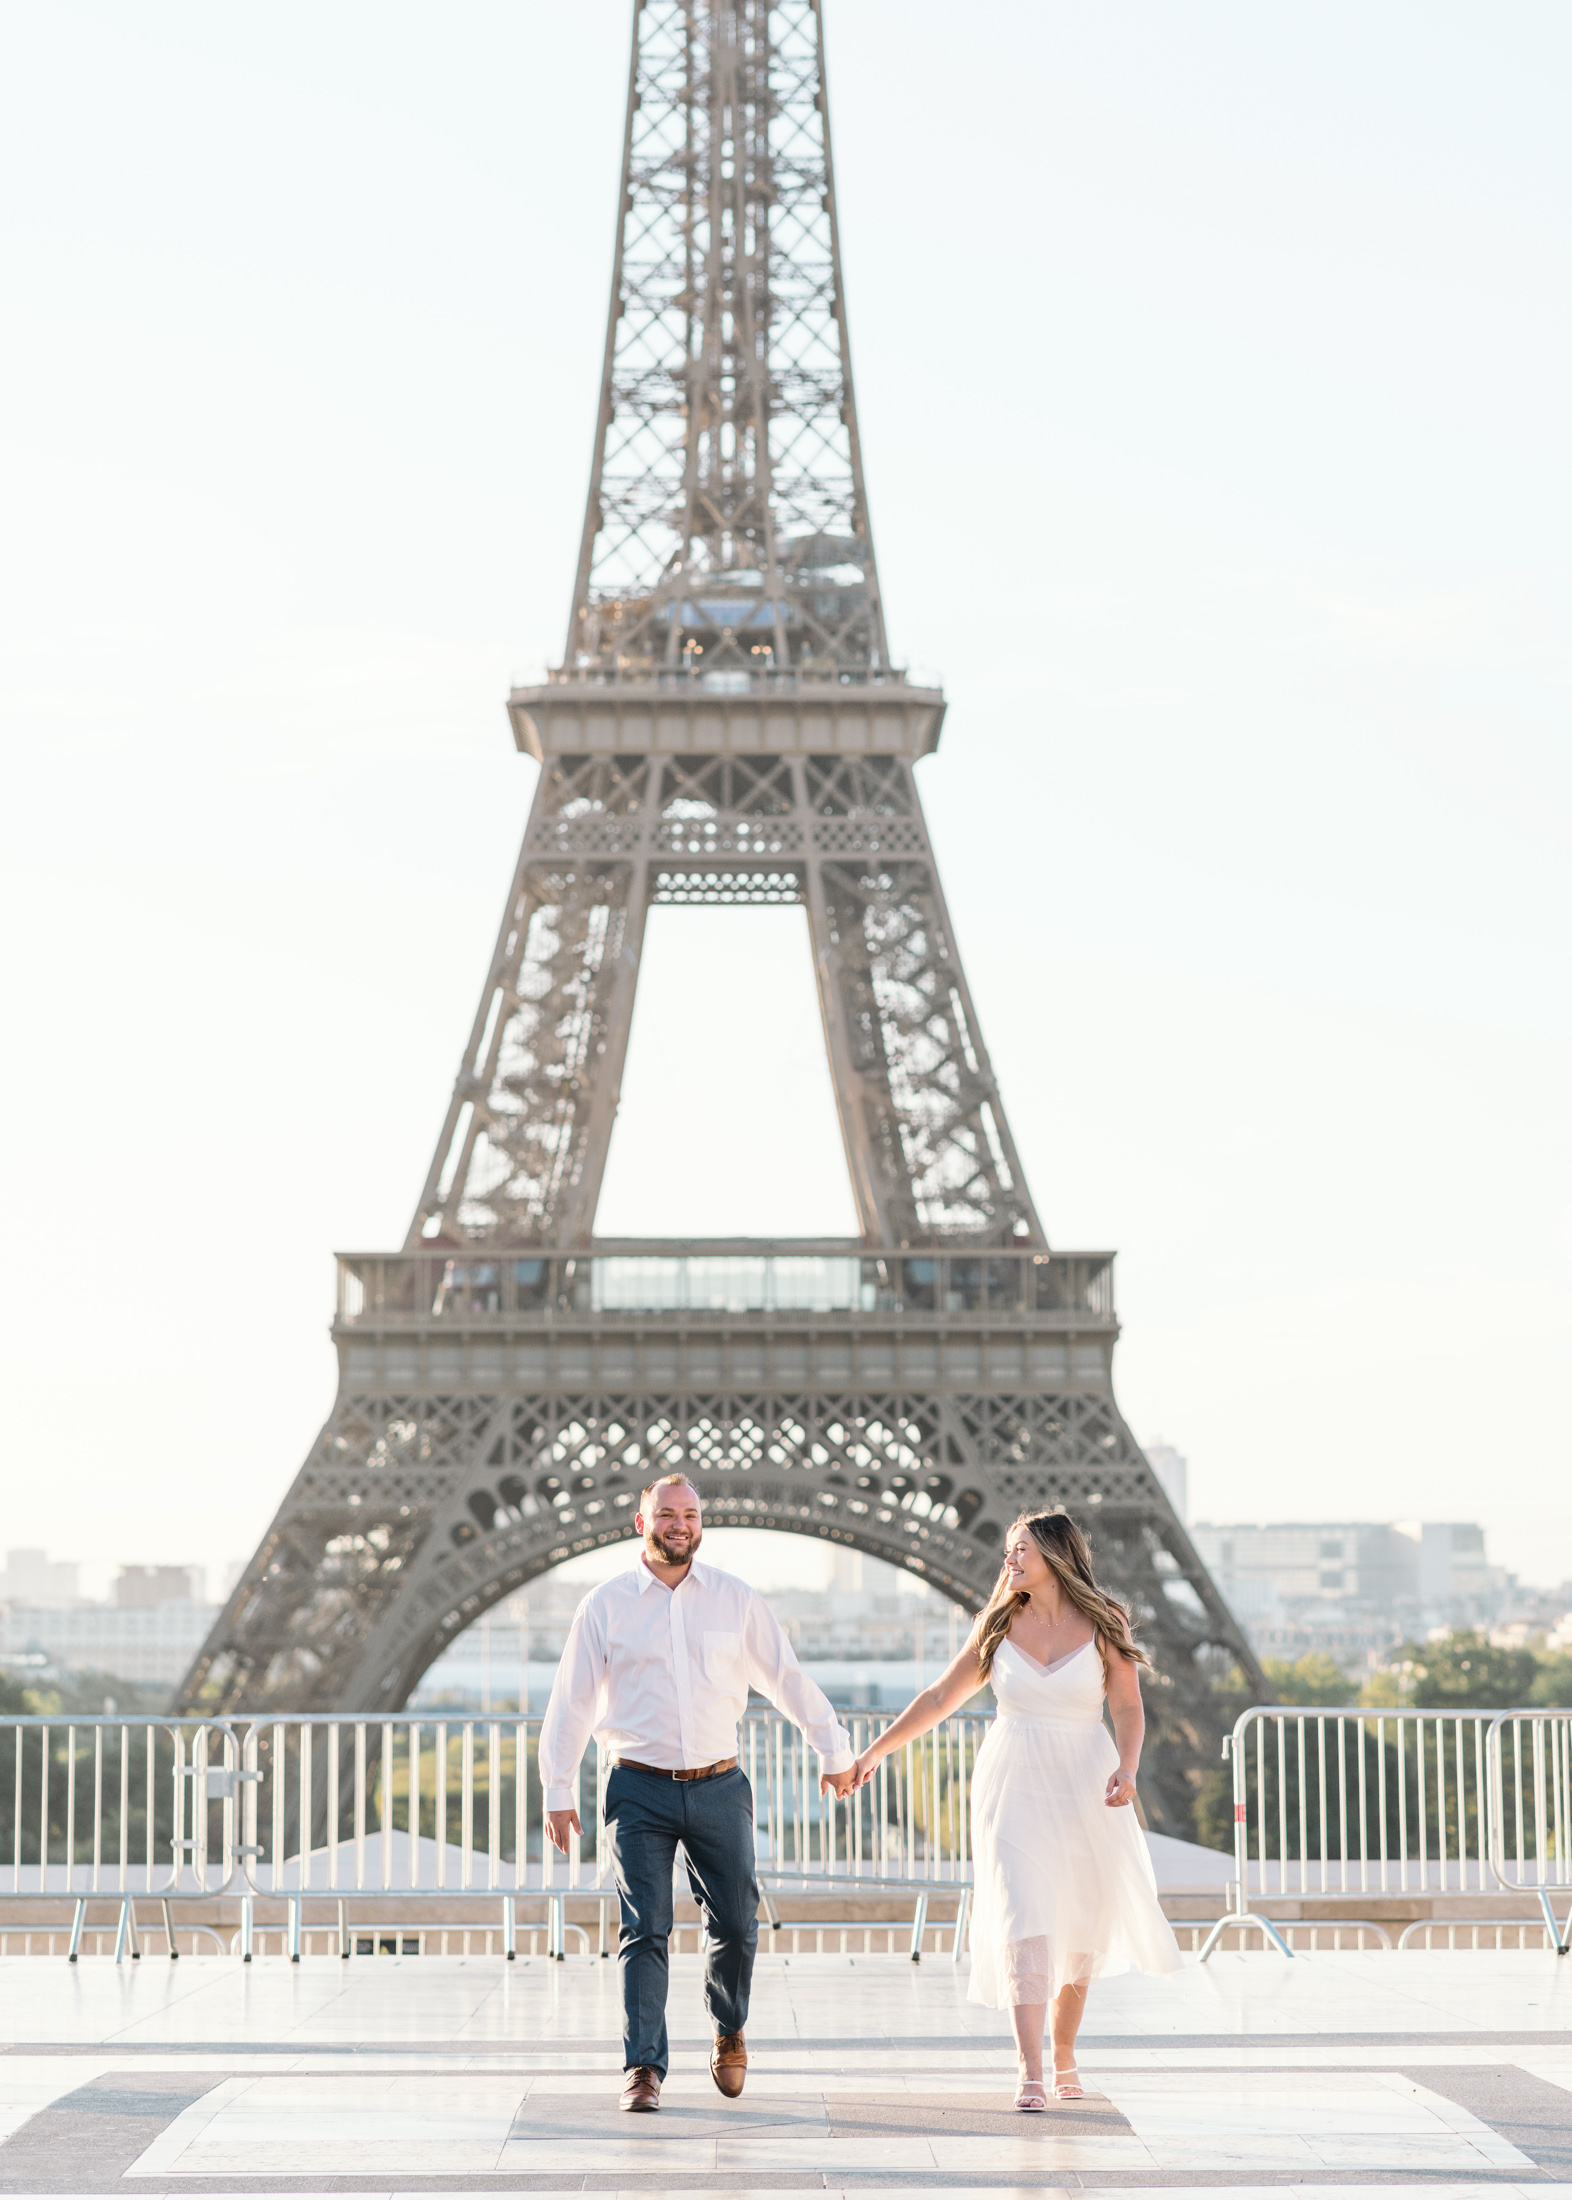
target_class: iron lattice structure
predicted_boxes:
[572,0,885,678]
[181,0,1265,1837]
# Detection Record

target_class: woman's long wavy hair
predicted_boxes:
[973,1510,1150,1683]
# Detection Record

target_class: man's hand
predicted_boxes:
[546,1807,583,1854]
[819,1768,857,1800]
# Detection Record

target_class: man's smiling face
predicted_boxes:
[638,1479,703,1567]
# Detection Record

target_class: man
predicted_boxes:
[539,1472,857,2113]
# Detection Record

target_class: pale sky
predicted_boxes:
[2,3,1568,1601]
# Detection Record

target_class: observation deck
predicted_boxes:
[507,665,946,763]
[331,1243,1118,1402]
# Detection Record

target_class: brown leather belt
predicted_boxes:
[616,1756,738,1782]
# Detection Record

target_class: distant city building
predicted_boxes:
[1189,1522,1422,1616]
[0,1548,80,1607]
[1144,1441,1188,1522]
[115,1564,205,1608]
[0,1599,218,1687]
[830,1547,866,1596]
[1188,1517,1512,1676]
[1409,1522,1494,1609]
[0,1553,215,1688]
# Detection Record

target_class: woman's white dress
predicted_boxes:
[967,1636,1182,2006]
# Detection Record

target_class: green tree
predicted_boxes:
[1364,1631,1536,1710]
[1529,1649,1572,1706]
[1263,1654,1353,1706]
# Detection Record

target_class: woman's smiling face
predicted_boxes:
[1003,1521,1052,1597]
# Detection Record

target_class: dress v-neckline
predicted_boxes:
[1003,1635,1095,1679]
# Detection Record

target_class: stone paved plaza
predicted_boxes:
[1,1948,1570,2195]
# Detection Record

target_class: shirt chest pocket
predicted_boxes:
[702,1629,744,1688]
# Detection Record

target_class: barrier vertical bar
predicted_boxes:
[1257,1716,1275,1892]
[170,1728,185,1904]
[1396,1720,1409,1891]
[298,1724,312,1910]
[354,1724,366,1889]
[487,1721,500,1891]
[435,1722,448,1890]
[12,1725,23,1893]
[409,1721,422,1892]
[1472,1717,1486,1892]
[38,1726,50,1906]
[327,1724,340,1891]
[268,1722,284,1898]
[800,1725,810,1872]
[930,1729,942,1877]
[92,1728,103,1894]
[380,1723,393,1891]
[118,1726,130,1895]
[145,1724,155,1896]
[65,1727,77,1899]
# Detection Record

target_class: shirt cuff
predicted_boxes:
[544,1785,577,1812]
[819,1747,855,1774]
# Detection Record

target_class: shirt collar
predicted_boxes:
[636,1554,704,1593]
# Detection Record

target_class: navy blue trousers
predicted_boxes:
[601,1763,758,2077]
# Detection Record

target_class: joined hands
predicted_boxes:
[820,1752,880,1800]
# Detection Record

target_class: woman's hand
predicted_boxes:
[1104,1765,1139,1809]
[851,1749,881,1790]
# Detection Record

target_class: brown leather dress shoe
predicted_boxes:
[620,2065,662,2112]
[710,2030,747,2097]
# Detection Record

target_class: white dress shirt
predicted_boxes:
[538,1557,854,1811]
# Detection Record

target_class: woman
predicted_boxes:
[850,1511,1180,2109]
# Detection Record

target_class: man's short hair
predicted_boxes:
[640,1471,701,1512]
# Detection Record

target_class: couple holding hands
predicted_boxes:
[539,1473,1178,2115]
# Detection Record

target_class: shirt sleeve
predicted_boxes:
[537,1593,605,1812]
[741,1589,854,1772]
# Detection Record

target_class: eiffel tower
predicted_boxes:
[180,0,1264,1832]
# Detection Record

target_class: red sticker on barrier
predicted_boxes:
[1234,1804,1247,1821]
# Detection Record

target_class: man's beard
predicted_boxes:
[646,1522,701,1566]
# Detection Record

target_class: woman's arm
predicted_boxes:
[1104,1646,1145,1807]
[852,1640,987,1784]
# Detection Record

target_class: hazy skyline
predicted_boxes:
[2,3,1568,1600]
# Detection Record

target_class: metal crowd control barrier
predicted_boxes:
[1487,1709,1572,1952]
[0,1716,246,1959]
[1,1709,986,1962]
[13,1704,1564,1964]
[1199,1703,1572,1960]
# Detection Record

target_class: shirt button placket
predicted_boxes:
[669,1581,696,1766]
